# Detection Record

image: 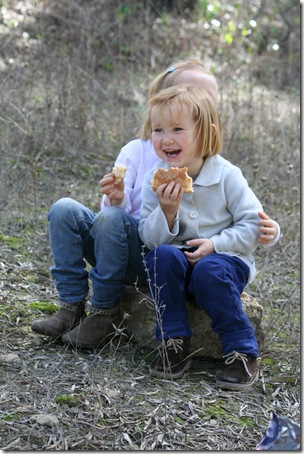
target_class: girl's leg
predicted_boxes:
[31,198,95,337]
[144,245,192,341]
[62,207,147,348]
[188,253,258,389]
[188,253,257,356]
[89,207,146,308]
[144,245,192,378]
[48,197,95,303]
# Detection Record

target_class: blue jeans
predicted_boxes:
[144,245,258,357]
[48,198,146,308]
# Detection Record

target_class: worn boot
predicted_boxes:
[31,301,86,338]
[216,351,259,390]
[61,306,122,348]
[149,338,192,379]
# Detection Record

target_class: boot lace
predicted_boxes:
[157,338,185,368]
[223,351,252,377]
[164,338,184,353]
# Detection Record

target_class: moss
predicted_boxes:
[28,302,58,314]
[0,234,28,251]
[198,399,230,420]
[6,300,34,320]
[238,416,255,427]
[261,357,276,366]
[55,394,79,406]
[26,274,45,284]
[2,412,21,422]
[204,405,228,418]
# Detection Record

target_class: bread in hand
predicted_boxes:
[113,165,127,184]
[151,167,193,193]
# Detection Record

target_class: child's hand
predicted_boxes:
[258,211,278,244]
[184,238,215,266]
[99,172,124,206]
[156,181,184,229]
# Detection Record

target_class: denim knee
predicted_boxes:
[48,197,80,224]
[93,206,125,228]
[91,207,139,239]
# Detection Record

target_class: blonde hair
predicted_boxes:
[141,58,218,140]
[147,84,222,158]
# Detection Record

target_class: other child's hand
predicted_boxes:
[99,172,124,206]
[258,211,278,244]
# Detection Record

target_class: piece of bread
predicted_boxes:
[112,165,127,184]
[151,167,193,193]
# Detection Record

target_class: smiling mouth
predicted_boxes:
[164,149,181,157]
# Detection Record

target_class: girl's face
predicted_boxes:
[151,101,204,177]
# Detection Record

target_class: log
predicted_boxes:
[120,286,264,358]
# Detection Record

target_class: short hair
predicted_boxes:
[146,84,222,158]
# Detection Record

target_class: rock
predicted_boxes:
[120,286,264,358]
[32,336,47,347]
[0,353,21,366]
[31,414,59,426]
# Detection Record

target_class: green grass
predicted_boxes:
[28,301,58,314]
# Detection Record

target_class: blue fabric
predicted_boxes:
[48,198,146,308]
[144,245,258,356]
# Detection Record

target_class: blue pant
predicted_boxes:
[48,198,146,308]
[144,245,258,356]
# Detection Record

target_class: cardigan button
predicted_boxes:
[189,210,198,219]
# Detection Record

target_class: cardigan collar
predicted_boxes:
[194,155,224,187]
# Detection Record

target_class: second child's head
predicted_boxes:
[149,58,218,101]
[147,84,222,176]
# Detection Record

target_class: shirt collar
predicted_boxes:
[194,155,222,187]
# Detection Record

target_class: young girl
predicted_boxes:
[138,84,264,390]
[32,59,279,350]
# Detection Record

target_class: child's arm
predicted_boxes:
[99,139,144,213]
[139,169,179,249]
[258,211,280,248]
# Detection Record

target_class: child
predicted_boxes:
[138,84,265,390]
[31,59,279,350]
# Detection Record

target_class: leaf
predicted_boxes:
[225,33,233,44]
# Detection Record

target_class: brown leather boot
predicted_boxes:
[149,338,192,379]
[61,306,122,348]
[31,301,86,338]
[216,351,259,390]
